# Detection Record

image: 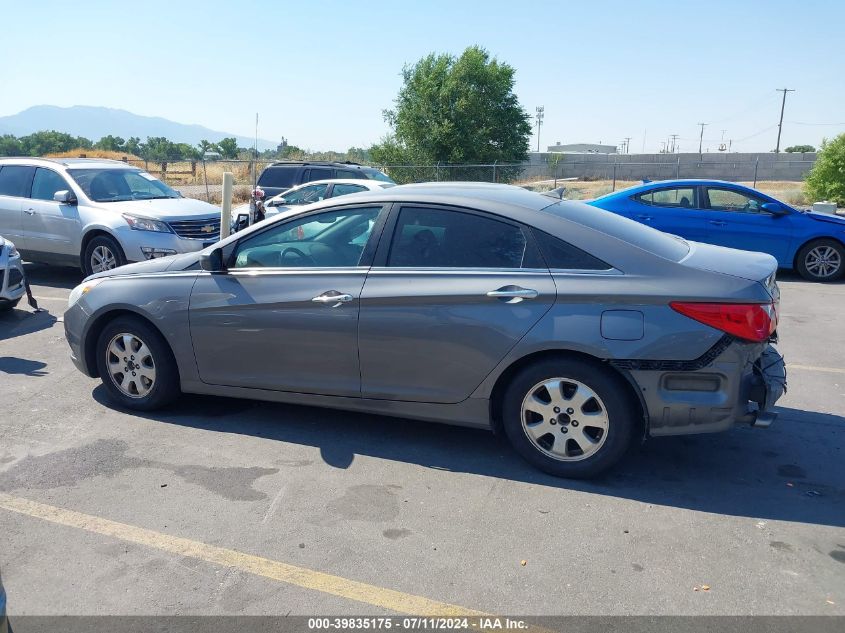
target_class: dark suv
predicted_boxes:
[255,161,394,198]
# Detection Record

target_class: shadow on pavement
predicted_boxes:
[0,308,57,342]
[22,262,82,291]
[92,386,845,529]
[0,357,48,376]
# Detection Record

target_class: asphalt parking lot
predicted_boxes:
[1,263,843,618]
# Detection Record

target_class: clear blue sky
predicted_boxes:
[1,0,843,153]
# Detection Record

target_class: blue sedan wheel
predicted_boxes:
[796,239,844,282]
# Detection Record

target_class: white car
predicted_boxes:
[0,157,222,276]
[0,234,26,311]
[232,178,395,226]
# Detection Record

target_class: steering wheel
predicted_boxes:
[280,247,317,266]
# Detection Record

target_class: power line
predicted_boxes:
[775,88,795,153]
[786,120,845,126]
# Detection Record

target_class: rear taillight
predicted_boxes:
[670,302,777,342]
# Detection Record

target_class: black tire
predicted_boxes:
[82,234,126,277]
[95,315,180,411]
[796,238,845,282]
[0,298,21,312]
[501,358,637,479]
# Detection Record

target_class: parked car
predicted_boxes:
[64,183,785,479]
[588,179,845,282]
[0,568,7,633]
[255,161,394,199]
[232,178,396,226]
[0,158,222,276]
[0,235,26,311]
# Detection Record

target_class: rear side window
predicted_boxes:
[31,168,70,201]
[636,187,696,208]
[258,166,297,188]
[303,167,333,183]
[331,183,368,197]
[544,201,690,262]
[0,165,34,197]
[388,207,528,268]
[533,230,611,270]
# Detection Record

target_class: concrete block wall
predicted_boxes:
[525,152,816,182]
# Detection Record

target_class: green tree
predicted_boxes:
[805,134,845,205]
[0,134,23,156]
[125,137,141,156]
[18,130,92,155]
[378,45,532,164]
[198,139,220,156]
[785,144,816,153]
[217,137,239,159]
[94,135,126,152]
[139,136,182,161]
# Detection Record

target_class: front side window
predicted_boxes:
[68,169,179,202]
[0,165,34,198]
[388,207,528,268]
[233,206,382,268]
[335,170,360,179]
[31,168,70,201]
[303,167,333,183]
[362,168,395,184]
[282,183,328,205]
[636,187,696,208]
[331,183,368,197]
[705,188,765,213]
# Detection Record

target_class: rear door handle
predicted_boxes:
[24,208,35,215]
[312,291,353,306]
[487,286,538,303]
[709,220,727,226]
[635,214,653,221]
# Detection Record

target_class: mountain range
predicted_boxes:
[0,105,277,150]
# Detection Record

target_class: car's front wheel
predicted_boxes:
[95,316,180,410]
[796,239,844,282]
[501,358,637,478]
[83,235,126,276]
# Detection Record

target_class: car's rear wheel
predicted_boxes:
[95,316,180,410]
[796,239,844,282]
[501,358,637,478]
[83,235,126,276]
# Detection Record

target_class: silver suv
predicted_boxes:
[0,157,222,275]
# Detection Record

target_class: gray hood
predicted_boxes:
[85,251,201,282]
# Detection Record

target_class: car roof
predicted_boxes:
[597,178,761,199]
[268,160,368,168]
[289,178,384,188]
[0,156,137,170]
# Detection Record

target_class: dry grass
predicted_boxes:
[44,148,142,161]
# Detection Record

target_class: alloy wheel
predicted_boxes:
[91,245,117,273]
[805,245,841,279]
[521,377,609,461]
[106,333,156,398]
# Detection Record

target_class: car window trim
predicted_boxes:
[226,202,391,271]
[373,202,545,271]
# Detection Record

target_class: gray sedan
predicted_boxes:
[63,183,786,478]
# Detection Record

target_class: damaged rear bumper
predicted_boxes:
[619,337,786,437]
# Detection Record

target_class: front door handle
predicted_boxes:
[635,214,653,221]
[24,208,35,215]
[487,286,539,303]
[312,291,353,307]
[709,220,727,226]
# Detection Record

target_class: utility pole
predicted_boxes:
[697,122,707,156]
[624,137,631,154]
[535,106,544,153]
[775,88,795,153]
[670,134,679,153]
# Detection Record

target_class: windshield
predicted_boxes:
[68,168,180,202]
[362,168,395,184]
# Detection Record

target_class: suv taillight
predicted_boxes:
[670,302,777,343]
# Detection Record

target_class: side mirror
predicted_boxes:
[761,202,789,216]
[53,190,77,205]
[199,247,226,273]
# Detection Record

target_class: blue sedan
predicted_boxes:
[588,179,845,281]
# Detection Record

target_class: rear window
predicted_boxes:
[258,166,297,188]
[544,201,690,262]
[0,165,34,197]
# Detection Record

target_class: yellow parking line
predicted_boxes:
[0,493,485,616]
[789,364,845,375]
